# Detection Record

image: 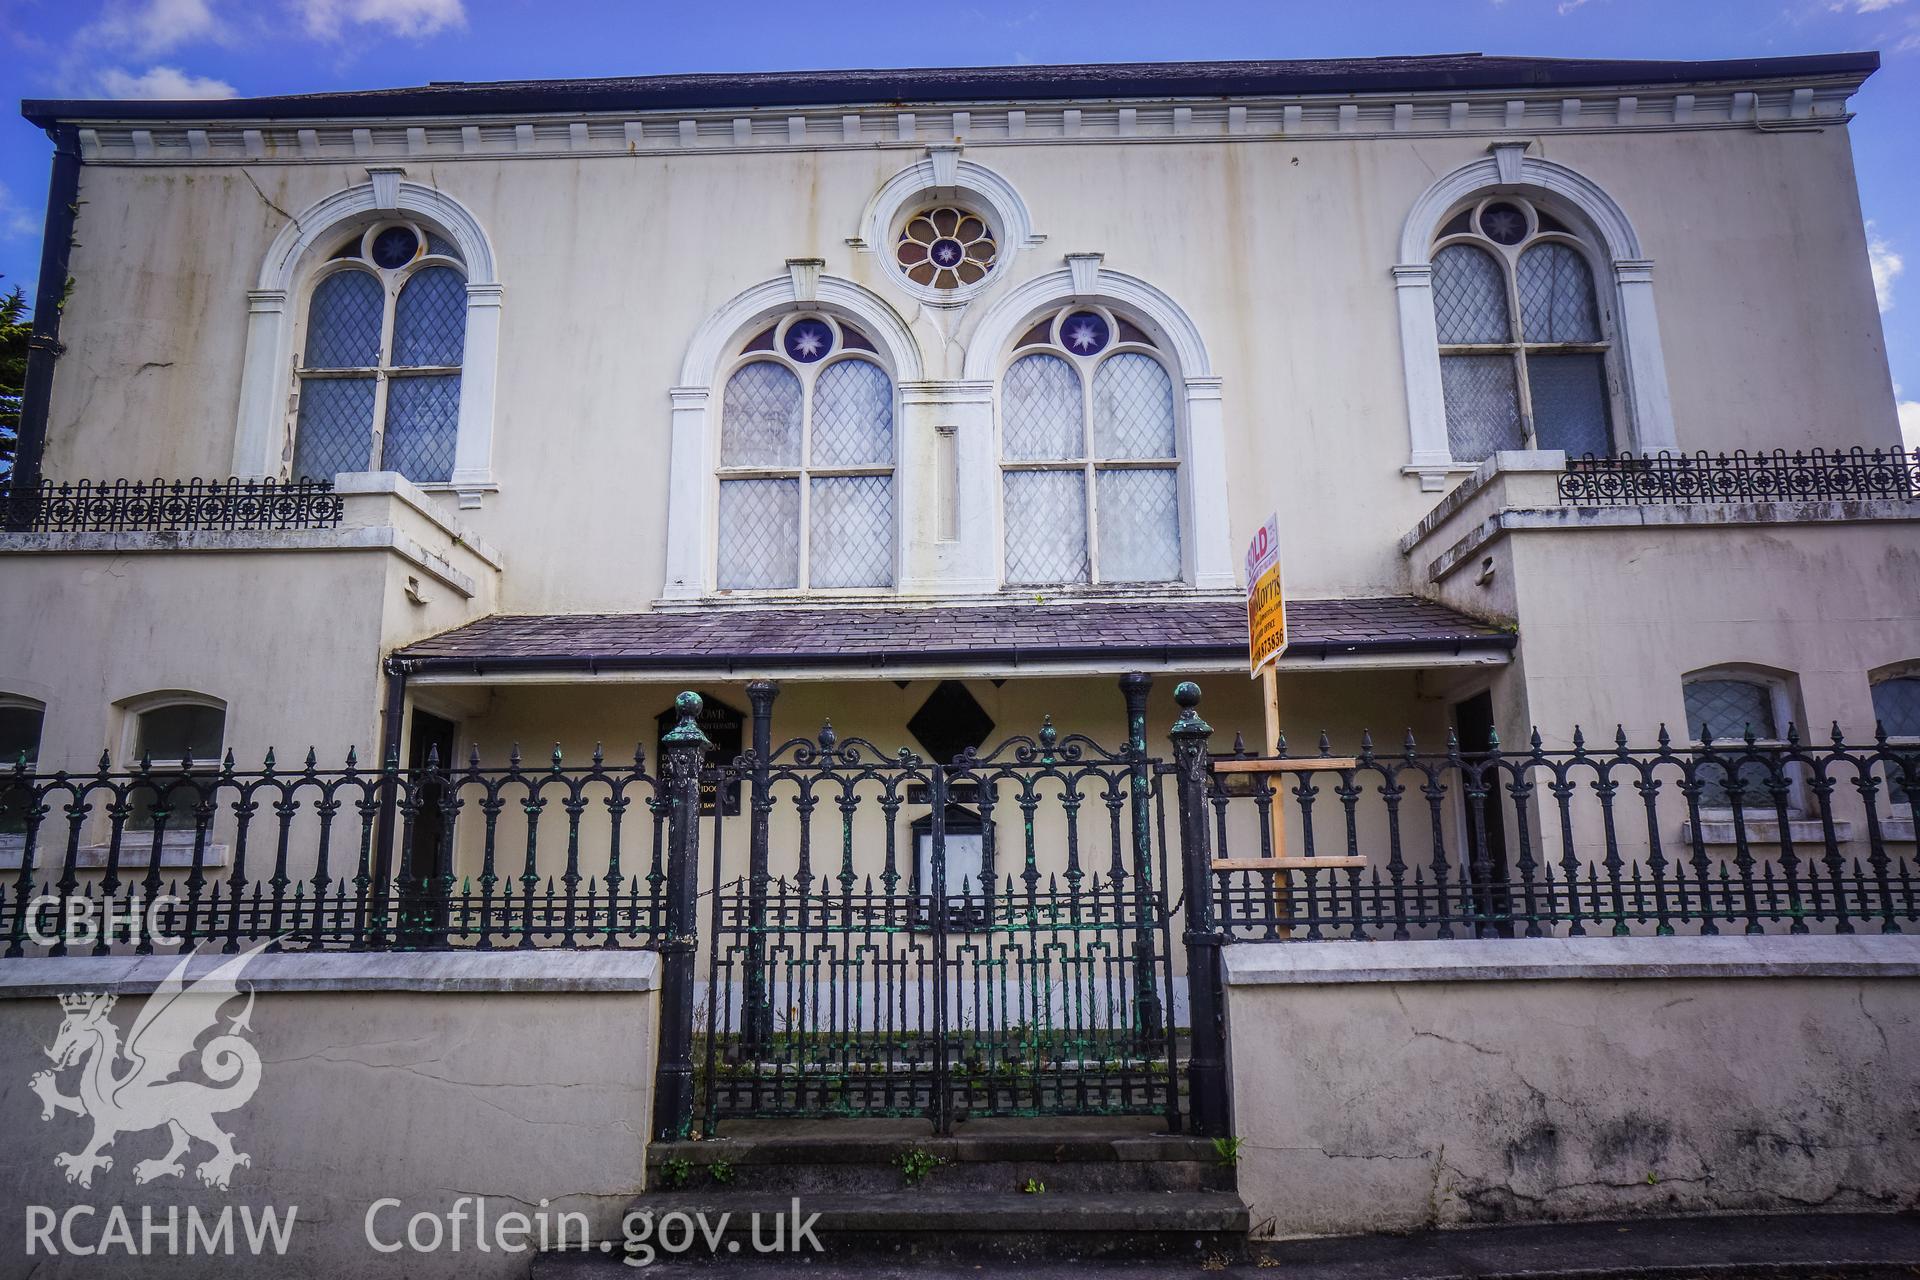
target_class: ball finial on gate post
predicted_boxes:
[663,691,710,747]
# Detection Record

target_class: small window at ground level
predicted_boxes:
[127,702,227,830]
[1682,676,1793,811]
[135,704,226,764]
[0,700,44,835]
[1871,675,1920,805]
[0,702,43,769]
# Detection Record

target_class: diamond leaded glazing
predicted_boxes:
[1431,245,1511,345]
[382,375,461,482]
[1092,353,1176,460]
[717,478,801,589]
[809,475,894,588]
[1003,470,1089,585]
[291,377,376,479]
[811,360,893,467]
[392,267,468,367]
[1003,354,1083,462]
[304,271,384,368]
[1527,354,1612,457]
[1517,243,1601,344]
[1874,677,1920,739]
[1684,679,1778,740]
[1095,468,1181,582]
[295,222,471,483]
[1440,355,1523,462]
[715,317,896,590]
[721,363,803,467]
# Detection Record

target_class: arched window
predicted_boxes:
[0,695,45,837]
[292,221,468,484]
[1870,669,1920,807]
[1430,196,1617,463]
[715,315,896,590]
[1000,306,1181,586]
[1681,670,1798,812]
[122,694,227,831]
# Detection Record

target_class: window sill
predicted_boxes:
[1678,816,1885,846]
[0,834,231,872]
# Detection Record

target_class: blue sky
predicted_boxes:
[1,0,1916,446]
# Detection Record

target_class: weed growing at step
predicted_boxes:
[1021,1178,1046,1194]
[656,1157,693,1190]
[895,1147,946,1187]
[710,1159,735,1186]
[1212,1137,1243,1168]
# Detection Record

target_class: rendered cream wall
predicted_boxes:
[37,117,1900,613]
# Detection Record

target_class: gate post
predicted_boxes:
[1168,681,1230,1137]
[1119,672,1164,1037]
[742,679,779,1052]
[653,691,710,1141]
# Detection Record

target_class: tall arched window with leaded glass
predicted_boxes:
[714,315,897,591]
[999,306,1182,586]
[292,222,467,483]
[1430,196,1618,463]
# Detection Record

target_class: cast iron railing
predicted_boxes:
[1557,447,1920,506]
[1199,722,1920,941]
[0,744,667,956]
[0,476,345,533]
[694,702,1182,1136]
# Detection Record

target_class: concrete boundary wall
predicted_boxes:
[0,949,659,1279]
[1224,936,1920,1238]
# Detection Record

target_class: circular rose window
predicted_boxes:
[895,206,997,289]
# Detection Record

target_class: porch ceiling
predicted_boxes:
[394,596,1514,683]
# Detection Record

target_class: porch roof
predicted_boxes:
[394,595,1514,680]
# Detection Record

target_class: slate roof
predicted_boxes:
[22,52,1877,126]
[395,596,1514,676]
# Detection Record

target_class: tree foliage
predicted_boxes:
[0,285,28,478]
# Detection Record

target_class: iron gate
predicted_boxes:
[689,695,1189,1134]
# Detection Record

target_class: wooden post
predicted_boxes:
[1260,663,1292,934]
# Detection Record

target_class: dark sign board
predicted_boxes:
[655,694,745,817]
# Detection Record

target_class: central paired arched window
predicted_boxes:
[1000,306,1182,586]
[715,314,896,590]
[1431,196,1616,462]
[292,221,467,483]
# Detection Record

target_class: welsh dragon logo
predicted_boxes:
[30,941,270,1190]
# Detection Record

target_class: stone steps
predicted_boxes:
[538,1190,1249,1268]
[538,1119,1249,1268]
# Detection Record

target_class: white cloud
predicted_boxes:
[1835,0,1905,11]
[80,0,222,58]
[1868,223,1904,313]
[0,182,37,240]
[1902,400,1920,453]
[94,65,238,99]
[296,0,466,39]
[1557,0,1591,11]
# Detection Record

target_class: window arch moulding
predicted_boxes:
[1395,143,1676,491]
[233,173,503,508]
[663,272,925,601]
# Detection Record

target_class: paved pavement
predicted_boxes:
[534,1211,1920,1278]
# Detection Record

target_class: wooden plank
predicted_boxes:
[1210,856,1369,872]
[1213,757,1364,774]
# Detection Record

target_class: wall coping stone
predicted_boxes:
[0,947,659,999]
[1222,934,1920,986]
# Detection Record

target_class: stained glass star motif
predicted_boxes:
[1061,311,1109,354]
[784,320,832,362]
[934,242,960,265]
[1480,204,1527,246]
